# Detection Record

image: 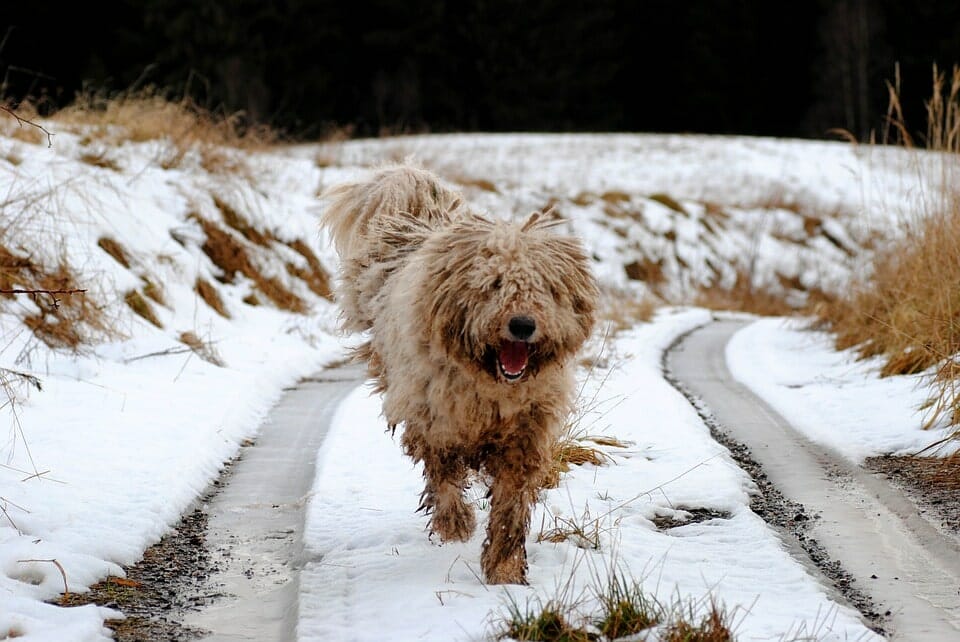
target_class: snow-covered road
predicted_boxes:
[668,319,960,641]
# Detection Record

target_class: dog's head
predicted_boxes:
[417,212,598,384]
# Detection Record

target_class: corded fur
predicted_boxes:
[320,162,599,584]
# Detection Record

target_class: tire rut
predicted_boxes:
[664,317,960,640]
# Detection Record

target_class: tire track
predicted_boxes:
[666,318,960,641]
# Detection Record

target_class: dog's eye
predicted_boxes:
[491,277,502,290]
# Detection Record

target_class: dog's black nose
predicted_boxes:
[508,316,536,341]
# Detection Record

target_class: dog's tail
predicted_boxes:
[319,162,464,333]
[320,163,463,262]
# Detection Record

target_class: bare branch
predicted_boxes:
[123,346,193,364]
[1,499,23,534]
[17,558,69,596]
[0,288,86,296]
[0,367,42,391]
[0,287,87,309]
[0,105,54,147]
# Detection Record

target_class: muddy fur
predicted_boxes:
[320,163,598,584]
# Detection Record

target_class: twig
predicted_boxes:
[0,462,64,483]
[0,367,42,391]
[20,469,53,482]
[0,287,87,310]
[1,105,54,147]
[1,499,23,534]
[435,589,475,605]
[0,288,87,295]
[17,558,69,596]
[123,346,193,364]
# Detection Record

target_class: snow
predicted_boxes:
[0,124,949,641]
[726,317,958,463]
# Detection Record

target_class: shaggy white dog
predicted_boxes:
[321,164,598,584]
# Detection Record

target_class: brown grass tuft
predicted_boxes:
[192,215,306,313]
[624,257,665,285]
[601,292,658,332]
[285,239,333,300]
[79,151,121,172]
[213,197,272,246]
[497,595,593,642]
[541,438,612,492]
[0,103,47,146]
[179,330,225,367]
[97,237,131,268]
[451,176,499,193]
[594,571,663,639]
[695,272,796,317]
[195,277,230,318]
[125,290,162,328]
[50,87,278,149]
[141,277,165,306]
[2,246,114,348]
[662,601,735,642]
[649,193,688,215]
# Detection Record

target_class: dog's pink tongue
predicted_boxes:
[499,341,529,375]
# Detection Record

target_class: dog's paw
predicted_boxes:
[482,557,528,585]
[429,500,476,543]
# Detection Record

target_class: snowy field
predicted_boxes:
[0,124,953,640]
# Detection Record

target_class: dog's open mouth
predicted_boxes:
[498,341,529,381]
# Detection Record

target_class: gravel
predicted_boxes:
[60,463,239,641]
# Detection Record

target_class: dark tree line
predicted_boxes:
[2,1,959,141]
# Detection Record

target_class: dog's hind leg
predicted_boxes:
[415,446,476,543]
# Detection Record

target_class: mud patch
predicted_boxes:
[652,507,732,531]
[60,463,239,641]
[865,454,960,536]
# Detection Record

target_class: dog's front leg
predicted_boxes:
[418,448,476,543]
[481,454,542,585]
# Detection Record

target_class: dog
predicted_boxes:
[320,163,598,584]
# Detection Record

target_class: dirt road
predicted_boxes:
[667,318,960,641]
[182,365,363,641]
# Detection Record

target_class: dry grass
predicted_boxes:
[2,246,114,349]
[593,570,663,639]
[125,290,162,328]
[141,277,165,306]
[213,196,272,246]
[195,277,230,318]
[649,192,688,215]
[598,291,659,334]
[451,176,499,193]
[537,507,607,550]
[623,257,665,285]
[285,239,333,300]
[191,214,306,313]
[49,87,278,149]
[44,87,278,175]
[179,331,225,367]
[0,103,47,146]
[496,594,593,642]
[78,150,121,171]
[97,237,131,268]
[491,562,739,642]
[695,272,796,317]
[662,601,735,642]
[814,64,960,434]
